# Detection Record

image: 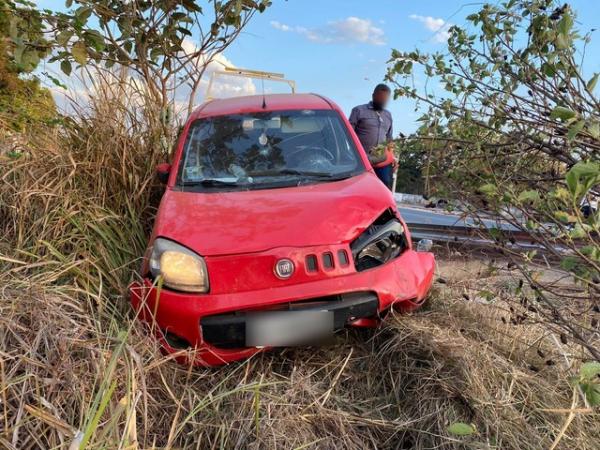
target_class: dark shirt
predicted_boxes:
[348,102,393,154]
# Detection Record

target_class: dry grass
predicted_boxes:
[1,72,599,449]
[2,265,599,449]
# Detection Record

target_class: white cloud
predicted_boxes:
[409,14,452,43]
[270,17,386,46]
[270,21,291,32]
[178,39,256,104]
[48,41,256,118]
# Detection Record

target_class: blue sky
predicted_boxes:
[221,0,600,133]
[37,0,600,134]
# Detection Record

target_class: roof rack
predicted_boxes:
[205,67,297,100]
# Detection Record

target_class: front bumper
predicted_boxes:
[202,291,379,348]
[130,249,435,366]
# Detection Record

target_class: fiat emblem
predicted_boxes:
[274,258,295,279]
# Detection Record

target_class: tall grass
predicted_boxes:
[0,71,598,449]
[1,69,161,296]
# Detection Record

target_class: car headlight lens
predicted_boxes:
[149,238,209,293]
[350,211,408,272]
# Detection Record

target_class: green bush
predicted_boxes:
[387,0,600,360]
[0,0,56,133]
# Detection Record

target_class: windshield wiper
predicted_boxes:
[279,169,353,182]
[182,179,242,187]
[250,169,334,178]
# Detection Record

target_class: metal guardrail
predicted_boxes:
[397,203,551,251]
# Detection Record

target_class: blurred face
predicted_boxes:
[372,90,390,110]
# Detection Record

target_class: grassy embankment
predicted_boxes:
[1,77,598,449]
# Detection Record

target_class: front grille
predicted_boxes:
[322,252,334,269]
[305,249,351,274]
[306,255,318,272]
[338,250,349,266]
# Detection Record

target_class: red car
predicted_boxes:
[130,93,435,367]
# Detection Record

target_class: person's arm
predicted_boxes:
[369,153,388,166]
[348,107,360,131]
[379,113,395,168]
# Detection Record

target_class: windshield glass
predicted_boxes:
[177,109,364,190]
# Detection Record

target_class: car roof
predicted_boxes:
[190,93,335,120]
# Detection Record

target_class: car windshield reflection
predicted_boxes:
[177,109,364,190]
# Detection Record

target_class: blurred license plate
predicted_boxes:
[246,310,333,347]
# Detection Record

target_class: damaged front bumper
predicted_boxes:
[130,249,435,367]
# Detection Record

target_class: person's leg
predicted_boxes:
[374,164,394,190]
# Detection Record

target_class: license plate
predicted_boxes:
[246,310,334,347]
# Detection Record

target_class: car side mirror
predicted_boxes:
[156,163,171,184]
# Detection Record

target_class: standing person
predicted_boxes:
[349,84,395,189]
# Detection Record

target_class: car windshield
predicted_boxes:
[177,109,364,190]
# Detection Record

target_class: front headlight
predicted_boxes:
[149,238,209,293]
[350,212,408,272]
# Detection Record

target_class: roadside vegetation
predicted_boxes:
[1,0,598,448]
[0,0,55,146]
[388,0,600,373]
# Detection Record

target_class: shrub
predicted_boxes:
[387,0,600,360]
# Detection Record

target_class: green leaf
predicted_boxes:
[60,60,72,76]
[567,120,585,141]
[558,10,573,36]
[569,224,587,239]
[566,171,577,197]
[7,150,23,159]
[84,30,106,52]
[478,183,497,196]
[181,0,202,12]
[448,422,476,436]
[569,161,600,180]
[554,211,574,223]
[560,256,579,271]
[21,49,40,71]
[580,362,600,380]
[542,63,556,77]
[74,6,92,22]
[555,33,569,49]
[587,121,600,139]
[56,30,73,46]
[71,41,88,65]
[518,190,540,204]
[477,290,495,302]
[587,73,599,92]
[526,219,538,230]
[580,245,600,260]
[177,27,192,36]
[550,106,576,121]
[44,72,67,89]
[565,161,600,200]
[580,383,600,406]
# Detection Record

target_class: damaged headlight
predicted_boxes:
[149,238,209,293]
[350,211,408,272]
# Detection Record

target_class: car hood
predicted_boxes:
[153,172,396,256]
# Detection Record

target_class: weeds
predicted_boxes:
[1,72,598,448]
[2,266,599,449]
